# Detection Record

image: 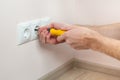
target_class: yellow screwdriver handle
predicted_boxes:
[48,28,65,36]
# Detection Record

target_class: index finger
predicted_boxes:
[49,22,72,31]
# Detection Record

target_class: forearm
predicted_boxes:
[76,23,120,40]
[91,23,120,40]
[75,23,120,60]
[91,36,120,60]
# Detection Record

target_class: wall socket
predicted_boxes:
[17,17,51,45]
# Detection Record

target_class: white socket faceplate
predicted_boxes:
[17,17,51,45]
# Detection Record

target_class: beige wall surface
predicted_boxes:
[0,0,120,80]
[0,0,74,80]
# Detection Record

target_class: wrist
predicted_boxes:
[88,34,105,50]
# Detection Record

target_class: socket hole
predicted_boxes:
[24,28,31,39]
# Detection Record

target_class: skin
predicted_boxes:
[38,22,120,60]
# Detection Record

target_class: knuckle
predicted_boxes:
[66,40,71,44]
[71,45,77,49]
[72,46,79,50]
[63,32,68,38]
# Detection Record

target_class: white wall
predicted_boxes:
[1,0,120,80]
[0,0,74,80]
[62,0,120,24]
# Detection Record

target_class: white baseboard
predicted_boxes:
[74,59,120,77]
[38,59,74,80]
[38,58,120,80]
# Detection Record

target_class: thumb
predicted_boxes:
[57,33,66,42]
[50,22,73,31]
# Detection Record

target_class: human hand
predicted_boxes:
[38,22,76,44]
[57,27,102,50]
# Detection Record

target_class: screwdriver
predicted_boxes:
[35,26,65,36]
[47,28,65,36]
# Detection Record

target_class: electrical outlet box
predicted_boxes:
[17,17,51,45]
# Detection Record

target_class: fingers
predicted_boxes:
[57,33,66,42]
[46,33,54,44]
[38,28,58,44]
[50,22,65,29]
[46,33,59,44]
[38,22,74,32]
[38,29,48,44]
[38,22,73,44]
[49,22,73,31]
[38,27,46,34]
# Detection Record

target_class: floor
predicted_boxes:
[56,68,120,80]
